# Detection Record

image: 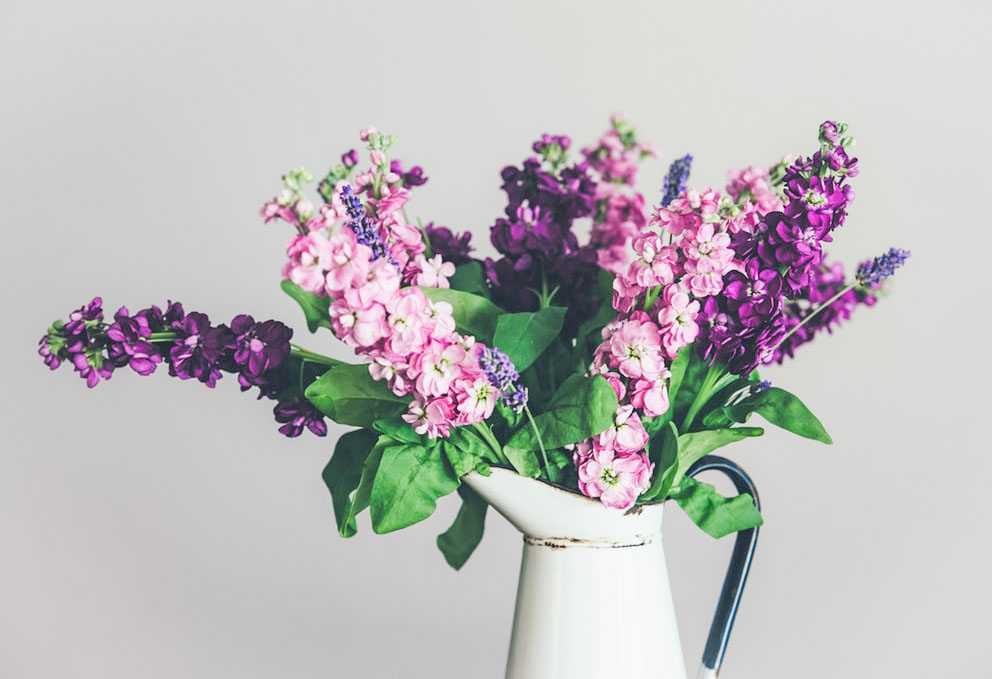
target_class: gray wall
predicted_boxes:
[2,1,989,677]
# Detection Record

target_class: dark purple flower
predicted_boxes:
[661,154,693,206]
[389,160,428,187]
[105,306,164,375]
[274,398,328,437]
[341,149,359,169]
[425,224,474,266]
[168,312,232,387]
[720,259,784,328]
[230,315,293,377]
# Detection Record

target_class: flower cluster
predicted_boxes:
[660,154,693,207]
[725,164,784,216]
[585,115,656,275]
[37,298,321,436]
[425,224,474,266]
[485,135,602,329]
[856,247,911,287]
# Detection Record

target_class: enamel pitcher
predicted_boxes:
[463,455,759,679]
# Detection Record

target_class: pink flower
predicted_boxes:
[608,312,664,380]
[455,375,498,421]
[628,233,678,288]
[682,222,733,269]
[324,230,372,294]
[598,405,649,454]
[415,341,467,397]
[682,258,726,298]
[286,232,335,294]
[629,377,670,417]
[402,397,454,439]
[413,253,456,288]
[329,298,389,347]
[657,285,700,357]
[424,300,457,340]
[359,125,378,141]
[369,355,411,396]
[385,290,430,355]
[684,187,721,217]
[576,444,653,510]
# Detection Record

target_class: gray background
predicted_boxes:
[2,1,989,677]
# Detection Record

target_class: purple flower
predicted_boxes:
[720,259,785,327]
[339,183,392,264]
[389,160,428,187]
[661,154,693,206]
[105,306,164,375]
[341,149,359,169]
[425,224,474,265]
[856,248,911,287]
[168,312,233,387]
[478,346,528,412]
[230,315,293,377]
[274,398,328,437]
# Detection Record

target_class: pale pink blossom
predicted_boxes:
[682,258,726,298]
[286,232,335,293]
[456,376,498,421]
[329,298,389,347]
[598,405,649,454]
[608,312,664,380]
[413,253,456,288]
[415,341,467,396]
[629,377,670,417]
[359,125,378,141]
[576,444,653,510]
[402,398,454,439]
[657,285,700,357]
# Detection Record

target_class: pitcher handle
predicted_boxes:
[685,455,760,679]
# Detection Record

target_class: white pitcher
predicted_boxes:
[463,455,759,679]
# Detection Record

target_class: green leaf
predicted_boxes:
[369,443,460,534]
[502,446,542,477]
[667,346,692,405]
[447,261,490,298]
[702,407,736,429]
[322,429,379,537]
[492,307,566,371]
[728,387,832,444]
[323,434,388,537]
[639,421,679,503]
[574,268,617,344]
[443,427,491,477]
[670,477,763,539]
[373,417,425,445]
[666,427,764,490]
[305,363,407,427]
[506,374,619,451]
[281,280,331,333]
[672,349,710,425]
[419,287,505,342]
[437,486,488,570]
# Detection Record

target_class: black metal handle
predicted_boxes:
[685,455,760,677]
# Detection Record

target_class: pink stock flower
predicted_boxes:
[657,285,701,357]
[598,405,649,454]
[415,341,467,396]
[359,125,378,141]
[684,187,721,217]
[682,222,733,269]
[576,444,653,510]
[402,398,454,439]
[456,375,498,421]
[413,253,456,288]
[424,300,457,340]
[629,376,671,418]
[682,258,726,298]
[628,233,678,288]
[286,232,336,294]
[329,298,389,347]
[608,312,664,380]
[369,355,411,396]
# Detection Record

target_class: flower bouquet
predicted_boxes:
[38,116,909,569]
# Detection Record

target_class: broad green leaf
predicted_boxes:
[667,346,692,405]
[728,387,832,444]
[324,434,389,537]
[443,427,491,477]
[447,261,491,298]
[574,268,617,345]
[492,307,566,371]
[672,349,710,425]
[670,477,763,538]
[281,280,331,333]
[305,363,407,427]
[506,374,619,451]
[322,429,379,537]
[668,427,764,489]
[419,287,504,342]
[503,446,541,477]
[437,486,488,570]
[702,406,736,429]
[639,421,679,504]
[369,443,460,534]
[373,417,425,445]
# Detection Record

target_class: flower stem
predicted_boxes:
[523,404,552,478]
[147,332,177,342]
[289,344,344,367]
[682,364,733,431]
[773,282,857,351]
[471,422,508,465]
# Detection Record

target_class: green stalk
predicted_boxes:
[773,282,857,351]
[289,344,344,367]
[523,404,552,478]
[682,364,734,431]
[471,422,508,465]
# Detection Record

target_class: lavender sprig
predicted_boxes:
[660,153,693,206]
[339,183,393,265]
[856,248,911,287]
[478,346,528,412]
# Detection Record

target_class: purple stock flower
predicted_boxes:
[856,248,911,287]
[661,153,693,206]
[168,312,232,387]
[720,259,785,328]
[389,160,428,188]
[274,398,328,437]
[341,149,359,169]
[425,224,474,265]
[230,315,293,377]
[105,306,163,376]
[478,346,528,412]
